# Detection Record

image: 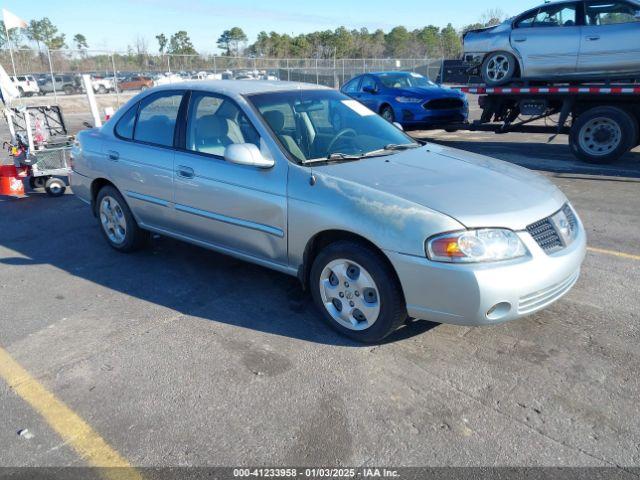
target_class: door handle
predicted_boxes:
[106,150,119,161]
[513,36,527,43]
[587,35,600,41]
[177,165,195,179]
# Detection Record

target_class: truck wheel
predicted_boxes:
[44,177,66,197]
[310,241,407,343]
[481,51,517,86]
[63,85,74,95]
[570,107,636,164]
[96,185,148,252]
[97,85,107,94]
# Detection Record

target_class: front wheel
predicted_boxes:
[310,241,407,343]
[380,105,395,123]
[569,107,637,164]
[481,51,517,86]
[96,186,148,252]
[29,176,48,189]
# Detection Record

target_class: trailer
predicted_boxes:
[456,83,640,164]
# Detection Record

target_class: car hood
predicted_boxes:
[315,143,566,230]
[394,86,463,99]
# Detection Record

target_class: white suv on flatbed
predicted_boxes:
[12,75,40,97]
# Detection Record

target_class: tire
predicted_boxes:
[97,85,107,94]
[569,107,636,164]
[29,176,47,190]
[310,241,407,343]
[44,177,66,197]
[380,104,395,123]
[63,85,74,95]
[481,51,518,86]
[445,128,459,133]
[18,87,24,97]
[95,185,148,252]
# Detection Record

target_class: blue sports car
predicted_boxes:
[340,71,468,130]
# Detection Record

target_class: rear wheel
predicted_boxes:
[44,177,66,197]
[481,51,517,86]
[380,105,395,123]
[29,176,47,190]
[310,241,407,343]
[63,85,74,95]
[97,85,107,94]
[96,186,148,252]
[570,107,636,164]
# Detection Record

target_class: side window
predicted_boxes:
[360,76,377,92]
[114,105,138,140]
[515,10,538,28]
[533,4,577,27]
[343,77,360,93]
[586,1,640,25]
[134,92,183,147]
[186,92,259,157]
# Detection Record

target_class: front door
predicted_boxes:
[172,91,288,265]
[511,2,582,78]
[578,0,640,76]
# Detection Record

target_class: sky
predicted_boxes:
[7,0,537,53]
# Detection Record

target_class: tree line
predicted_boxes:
[2,9,506,59]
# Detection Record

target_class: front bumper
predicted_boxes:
[397,103,469,130]
[386,223,587,326]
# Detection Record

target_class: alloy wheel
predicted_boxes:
[100,195,127,245]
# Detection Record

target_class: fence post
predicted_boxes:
[342,58,345,86]
[46,48,58,104]
[213,55,217,74]
[110,52,120,107]
[315,58,319,85]
[286,58,290,81]
[167,55,171,73]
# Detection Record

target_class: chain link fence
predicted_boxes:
[2,48,445,93]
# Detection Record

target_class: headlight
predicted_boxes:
[551,204,579,247]
[395,96,423,103]
[426,229,528,263]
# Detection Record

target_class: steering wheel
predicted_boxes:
[326,128,357,155]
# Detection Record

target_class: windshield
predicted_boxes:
[247,89,417,162]
[378,73,435,89]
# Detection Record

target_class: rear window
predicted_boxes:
[114,105,138,140]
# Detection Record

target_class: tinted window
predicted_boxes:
[114,105,138,139]
[378,72,434,88]
[343,78,360,93]
[186,92,259,157]
[516,4,577,27]
[17,76,26,81]
[134,92,183,147]
[360,76,377,92]
[586,1,640,25]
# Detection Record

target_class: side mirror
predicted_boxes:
[362,85,377,94]
[224,143,274,169]
[393,122,404,131]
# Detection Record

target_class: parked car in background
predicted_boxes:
[463,0,640,86]
[117,76,154,91]
[11,75,40,97]
[91,76,116,94]
[70,81,585,343]
[341,71,468,130]
[39,74,83,95]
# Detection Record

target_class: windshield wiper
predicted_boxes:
[302,152,367,165]
[383,143,422,151]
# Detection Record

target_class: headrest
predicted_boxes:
[197,115,229,137]
[263,110,285,133]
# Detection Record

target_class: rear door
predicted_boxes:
[356,75,380,110]
[102,90,185,230]
[578,0,640,75]
[511,2,582,77]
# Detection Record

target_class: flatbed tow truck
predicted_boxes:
[454,82,640,164]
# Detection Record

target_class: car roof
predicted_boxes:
[151,80,330,96]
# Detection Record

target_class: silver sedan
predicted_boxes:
[463,0,640,86]
[70,81,586,343]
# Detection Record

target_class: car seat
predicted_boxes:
[262,110,306,161]
[192,115,245,156]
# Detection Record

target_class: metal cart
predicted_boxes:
[23,141,72,196]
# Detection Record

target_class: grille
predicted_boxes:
[423,98,464,111]
[527,217,563,253]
